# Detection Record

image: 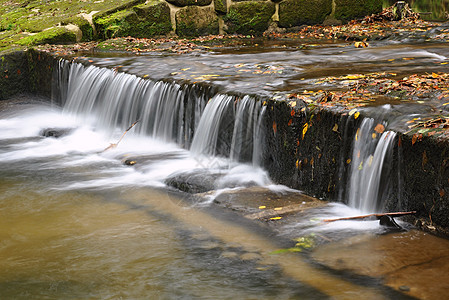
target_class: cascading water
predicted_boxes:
[50,61,271,189]
[347,118,397,213]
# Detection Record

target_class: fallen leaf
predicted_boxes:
[374,123,385,134]
[332,124,339,132]
[302,123,308,139]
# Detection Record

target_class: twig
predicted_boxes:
[102,120,139,152]
[323,211,417,222]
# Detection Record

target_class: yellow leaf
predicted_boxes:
[354,111,360,119]
[259,206,266,209]
[290,101,297,107]
[372,133,377,139]
[302,123,308,139]
[270,217,282,220]
[443,102,449,106]
[332,124,339,132]
[356,128,360,141]
[346,158,352,164]
[274,207,283,211]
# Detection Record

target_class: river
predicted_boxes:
[1,33,449,298]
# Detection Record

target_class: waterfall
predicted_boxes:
[58,61,265,164]
[190,94,266,165]
[347,118,397,213]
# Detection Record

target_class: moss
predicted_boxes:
[278,0,332,27]
[176,6,219,37]
[214,0,227,15]
[62,16,94,41]
[334,0,383,21]
[166,0,212,7]
[224,1,275,36]
[0,0,144,34]
[17,27,77,46]
[0,51,29,99]
[94,0,171,39]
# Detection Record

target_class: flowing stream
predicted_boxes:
[1,38,449,298]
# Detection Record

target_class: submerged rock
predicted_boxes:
[40,128,73,138]
[165,170,223,193]
[379,215,402,230]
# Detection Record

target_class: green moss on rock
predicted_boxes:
[166,0,212,7]
[62,16,94,41]
[94,0,171,39]
[224,1,275,35]
[0,51,29,99]
[176,6,219,37]
[17,27,77,46]
[334,0,383,21]
[278,0,332,27]
[214,0,227,15]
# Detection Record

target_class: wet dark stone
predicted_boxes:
[40,128,73,138]
[165,171,223,193]
[379,215,402,229]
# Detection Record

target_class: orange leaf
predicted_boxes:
[440,189,446,197]
[272,121,277,134]
[412,134,418,145]
[291,109,295,117]
[288,119,293,126]
[374,123,385,134]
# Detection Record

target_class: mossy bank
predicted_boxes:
[0,0,384,51]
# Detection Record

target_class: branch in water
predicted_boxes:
[101,120,139,153]
[323,211,417,222]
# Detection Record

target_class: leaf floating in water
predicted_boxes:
[272,121,277,134]
[374,123,385,134]
[259,205,266,209]
[288,119,293,126]
[354,111,360,119]
[412,133,418,145]
[358,161,363,170]
[354,41,369,48]
[270,217,282,220]
[346,158,352,164]
[372,133,377,139]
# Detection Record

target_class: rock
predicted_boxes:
[165,170,223,193]
[166,0,212,7]
[176,6,219,37]
[279,0,332,28]
[214,0,227,15]
[334,0,383,22]
[17,27,77,46]
[40,128,73,138]
[224,1,275,35]
[94,0,172,39]
[379,215,402,229]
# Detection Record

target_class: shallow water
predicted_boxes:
[2,36,449,298]
[0,99,416,299]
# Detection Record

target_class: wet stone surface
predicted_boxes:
[311,230,449,299]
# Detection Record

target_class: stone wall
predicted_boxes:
[91,0,383,38]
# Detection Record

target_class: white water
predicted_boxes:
[0,61,276,193]
[347,118,397,213]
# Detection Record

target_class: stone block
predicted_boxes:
[278,0,332,28]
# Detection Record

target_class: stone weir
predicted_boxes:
[1,49,448,235]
